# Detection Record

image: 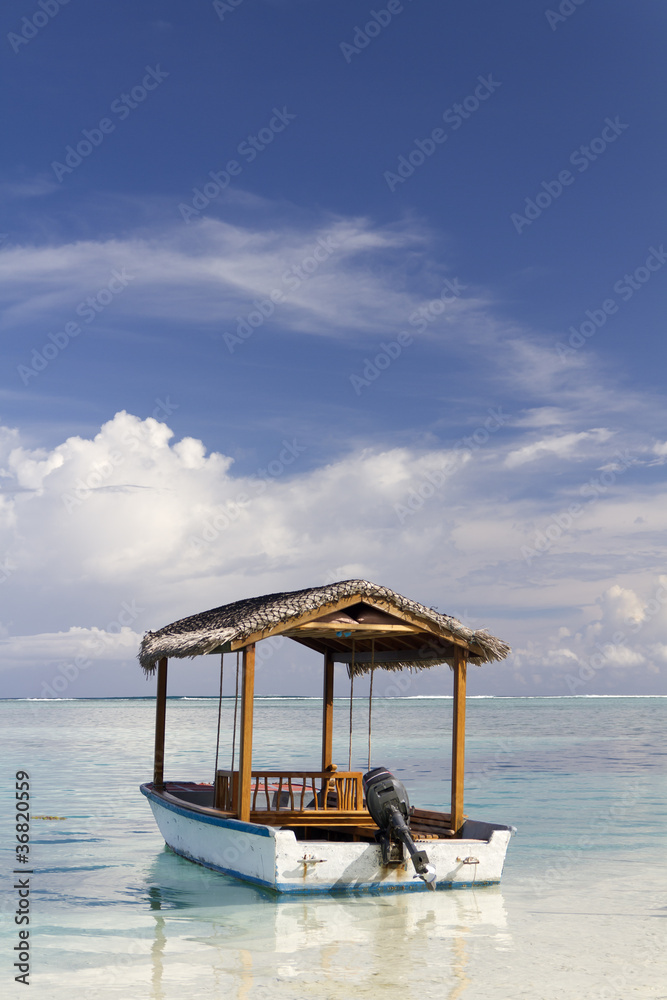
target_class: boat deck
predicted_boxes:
[160,781,457,841]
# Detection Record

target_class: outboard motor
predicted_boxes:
[363,767,437,889]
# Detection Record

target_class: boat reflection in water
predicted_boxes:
[144,849,512,1000]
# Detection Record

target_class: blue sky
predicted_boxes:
[1,0,666,698]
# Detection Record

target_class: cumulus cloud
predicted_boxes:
[1,411,666,697]
[0,412,471,651]
[513,578,667,693]
[595,584,648,629]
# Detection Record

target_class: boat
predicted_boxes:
[138,579,514,894]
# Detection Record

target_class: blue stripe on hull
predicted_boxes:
[166,844,499,895]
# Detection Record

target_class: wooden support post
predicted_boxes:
[153,657,168,790]
[238,644,256,822]
[321,650,334,771]
[450,647,467,836]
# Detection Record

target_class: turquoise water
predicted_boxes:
[1,696,666,998]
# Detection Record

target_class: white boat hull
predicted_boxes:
[141,784,512,894]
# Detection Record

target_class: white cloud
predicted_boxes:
[513,577,667,692]
[2,200,667,695]
[648,643,667,664]
[1,412,666,697]
[0,626,142,670]
[505,429,613,468]
[596,583,647,628]
[0,412,471,651]
[0,215,481,341]
[2,202,663,454]
[0,175,59,200]
[513,407,570,429]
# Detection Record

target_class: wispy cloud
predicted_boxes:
[505,429,613,468]
[0,174,59,200]
[1,214,474,339]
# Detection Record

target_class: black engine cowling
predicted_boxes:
[363,767,436,887]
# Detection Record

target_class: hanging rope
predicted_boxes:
[368,639,375,770]
[230,650,240,774]
[348,640,355,771]
[213,653,224,784]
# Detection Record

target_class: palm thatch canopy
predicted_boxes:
[139,579,510,676]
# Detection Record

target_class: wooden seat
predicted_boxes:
[409,806,465,838]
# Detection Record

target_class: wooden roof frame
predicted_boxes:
[227,593,483,656]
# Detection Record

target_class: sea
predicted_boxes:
[1,695,665,999]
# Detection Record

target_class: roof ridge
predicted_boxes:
[138,579,511,672]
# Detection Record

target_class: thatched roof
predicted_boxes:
[138,579,510,675]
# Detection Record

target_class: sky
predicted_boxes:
[1,0,666,699]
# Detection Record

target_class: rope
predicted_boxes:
[348,640,355,771]
[368,640,375,770]
[213,654,224,784]
[231,651,240,773]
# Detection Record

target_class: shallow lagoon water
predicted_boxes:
[1,696,666,998]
